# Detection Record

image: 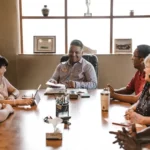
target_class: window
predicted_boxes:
[22,19,65,54]
[22,0,64,16]
[20,0,150,54]
[68,19,110,54]
[67,0,110,16]
[114,0,150,16]
[113,18,150,53]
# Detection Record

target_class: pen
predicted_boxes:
[112,122,130,127]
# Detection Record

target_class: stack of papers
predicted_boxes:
[45,87,66,94]
[46,81,66,88]
[45,81,66,95]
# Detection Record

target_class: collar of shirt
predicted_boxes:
[67,57,83,66]
[138,70,145,78]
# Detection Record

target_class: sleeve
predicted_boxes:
[50,64,61,82]
[75,63,97,89]
[0,109,11,122]
[126,75,136,92]
[4,77,19,98]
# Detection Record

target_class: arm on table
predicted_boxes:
[0,98,34,107]
[108,84,140,104]
[75,64,97,89]
[0,104,14,122]
[114,87,134,95]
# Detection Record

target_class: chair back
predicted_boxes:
[60,54,98,77]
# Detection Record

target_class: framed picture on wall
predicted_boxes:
[33,36,56,53]
[114,39,132,54]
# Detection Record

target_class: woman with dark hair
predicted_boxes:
[0,56,33,106]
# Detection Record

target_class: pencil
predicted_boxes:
[112,122,129,127]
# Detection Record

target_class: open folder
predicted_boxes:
[45,87,66,95]
[45,82,66,95]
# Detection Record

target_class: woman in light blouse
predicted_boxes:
[0,56,33,106]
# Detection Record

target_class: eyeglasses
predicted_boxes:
[132,55,141,58]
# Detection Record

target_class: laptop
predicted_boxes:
[32,84,41,105]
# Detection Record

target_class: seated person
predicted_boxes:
[49,39,97,89]
[125,54,150,126]
[108,45,150,104]
[0,56,33,106]
[0,103,14,122]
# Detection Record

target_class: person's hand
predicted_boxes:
[16,98,34,106]
[109,127,141,150]
[0,94,4,100]
[66,80,76,88]
[128,124,137,137]
[0,103,2,109]
[49,79,57,84]
[128,111,145,125]
[2,104,14,114]
[125,109,134,120]
[8,95,15,100]
[107,84,115,98]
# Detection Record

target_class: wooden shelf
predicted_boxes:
[22,15,150,19]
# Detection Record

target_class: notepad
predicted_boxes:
[46,81,65,88]
[45,87,66,95]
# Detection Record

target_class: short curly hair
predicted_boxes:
[70,39,84,49]
[137,45,150,58]
[0,56,8,68]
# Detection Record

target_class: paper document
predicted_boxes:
[46,81,66,88]
[45,87,66,95]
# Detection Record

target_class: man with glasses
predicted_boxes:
[48,39,97,89]
[107,45,150,104]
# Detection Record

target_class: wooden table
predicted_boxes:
[0,89,134,150]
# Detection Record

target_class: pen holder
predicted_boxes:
[56,95,69,117]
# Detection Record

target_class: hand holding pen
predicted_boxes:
[124,109,134,120]
[125,109,145,124]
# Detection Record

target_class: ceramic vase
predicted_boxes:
[42,5,49,17]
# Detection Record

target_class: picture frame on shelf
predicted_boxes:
[114,39,132,54]
[33,36,56,53]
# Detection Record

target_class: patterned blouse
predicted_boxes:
[135,82,150,116]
